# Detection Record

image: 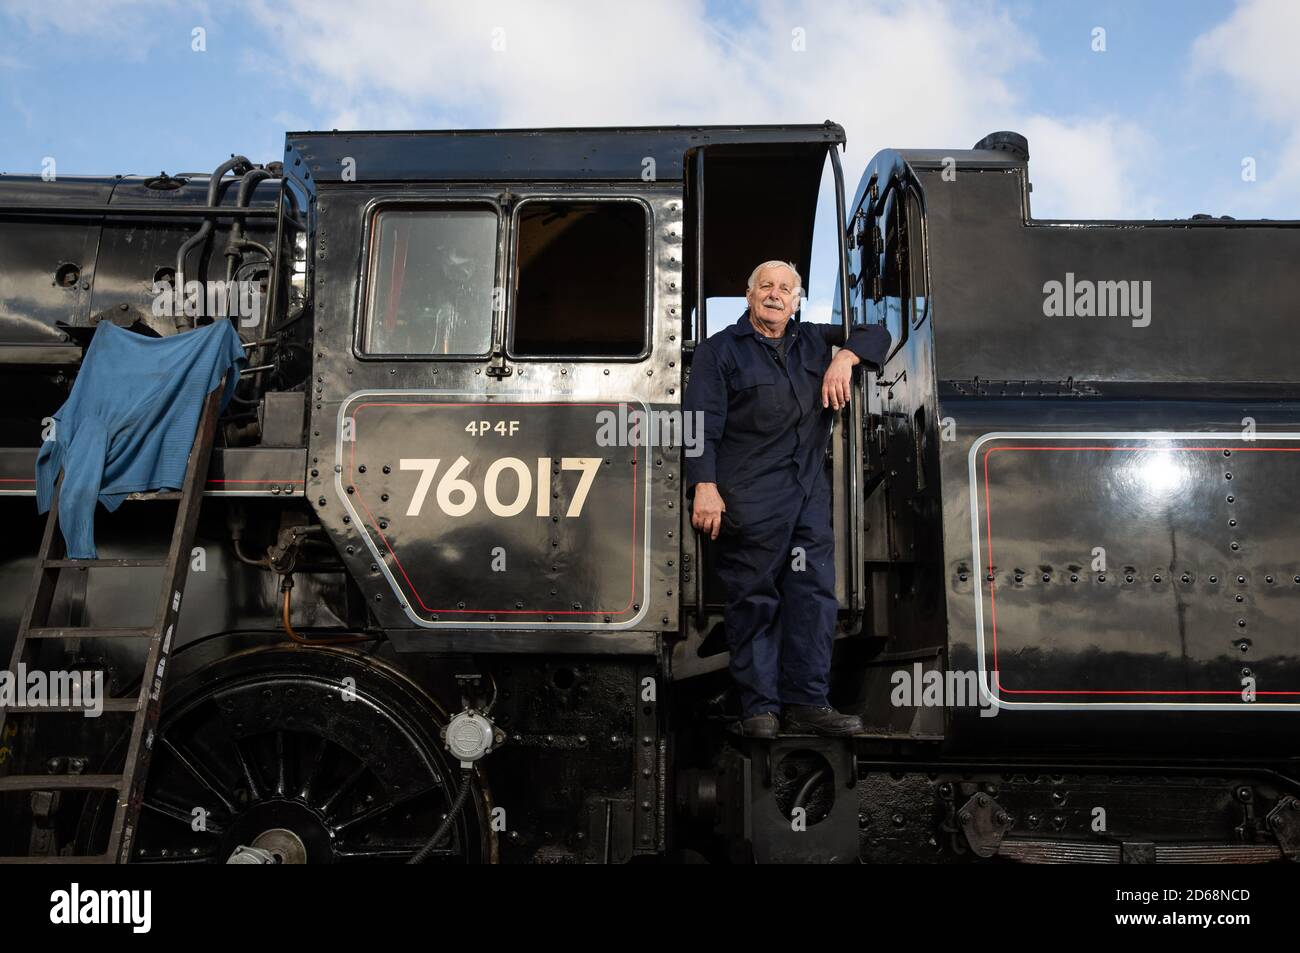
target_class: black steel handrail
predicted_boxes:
[0,204,279,218]
[829,144,861,621]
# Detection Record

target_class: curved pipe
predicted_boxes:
[175,154,253,310]
[233,170,274,228]
[226,168,276,283]
[230,237,273,263]
[793,766,830,815]
[233,539,270,568]
[281,582,370,646]
[408,768,475,864]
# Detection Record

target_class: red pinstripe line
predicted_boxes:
[982,441,1300,698]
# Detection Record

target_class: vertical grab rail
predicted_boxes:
[692,148,707,628]
[828,144,862,619]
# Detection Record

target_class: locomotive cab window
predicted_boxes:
[906,188,928,329]
[867,188,911,362]
[510,199,648,358]
[362,206,498,357]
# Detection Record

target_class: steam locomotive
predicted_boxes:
[1,123,1297,863]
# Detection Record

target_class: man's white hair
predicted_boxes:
[746,260,803,305]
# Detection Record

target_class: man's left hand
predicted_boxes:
[821,349,860,410]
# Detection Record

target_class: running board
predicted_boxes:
[996,839,1283,864]
[959,791,1297,863]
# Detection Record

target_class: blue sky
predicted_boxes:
[2,0,1296,323]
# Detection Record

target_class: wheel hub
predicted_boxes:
[229,801,328,863]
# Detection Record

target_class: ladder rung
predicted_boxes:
[2,698,139,715]
[43,558,165,569]
[26,626,155,640]
[0,773,123,792]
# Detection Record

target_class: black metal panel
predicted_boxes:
[303,182,681,639]
[484,657,647,863]
[286,124,842,183]
[939,399,1300,757]
[854,765,1290,863]
[918,164,1300,384]
[717,737,858,863]
[972,434,1300,700]
[697,144,828,301]
[0,173,282,348]
[0,176,116,345]
[206,447,306,497]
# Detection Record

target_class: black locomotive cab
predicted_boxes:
[282,125,862,655]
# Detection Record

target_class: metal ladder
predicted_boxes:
[0,382,222,863]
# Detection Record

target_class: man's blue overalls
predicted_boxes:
[685,312,890,718]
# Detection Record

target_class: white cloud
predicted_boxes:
[240,0,755,129]
[238,0,1151,220]
[799,299,834,326]
[1018,115,1159,219]
[1193,0,1300,124]
[1192,0,1300,212]
[0,0,1163,220]
[239,0,1034,154]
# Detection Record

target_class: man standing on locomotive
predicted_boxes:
[685,261,890,738]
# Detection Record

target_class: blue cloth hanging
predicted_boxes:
[35,320,246,558]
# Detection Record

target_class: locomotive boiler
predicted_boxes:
[0,124,1297,864]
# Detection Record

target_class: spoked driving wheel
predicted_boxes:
[80,644,488,863]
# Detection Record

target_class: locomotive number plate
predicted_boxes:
[336,392,649,629]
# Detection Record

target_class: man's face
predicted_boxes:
[746,264,799,325]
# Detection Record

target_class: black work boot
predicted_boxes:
[730,712,779,739]
[781,705,863,737]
